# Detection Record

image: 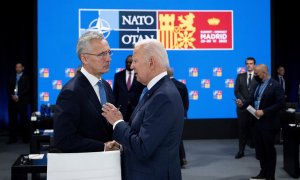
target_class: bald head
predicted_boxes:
[254,64,270,83]
[255,64,268,74]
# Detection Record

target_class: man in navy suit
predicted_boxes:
[53,31,118,153]
[273,66,287,99]
[167,67,189,168]
[102,39,184,180]
[236,64,285,180]
[113,55,145,121]
[234,57,258,158]
[7,62,31,144]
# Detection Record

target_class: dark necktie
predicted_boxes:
[280,76,283,86]
[15,75,20,95]
[130,87,148,124]
[98,80,107,105]
[126,71,132,90]
[247,73,252,89]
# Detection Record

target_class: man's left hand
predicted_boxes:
[255,109,264,118]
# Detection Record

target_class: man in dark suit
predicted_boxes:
[236,64,285,180]
[7,62,31,144]
[53,31,118,153]
[167,67,189,168]
[102,39,184,180]
[234,57,258,158]
[113,55,145,121]
[273,66,287,98]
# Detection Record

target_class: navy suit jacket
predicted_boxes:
[244,78,285,130]
[114,75,184,180]
[53,71,114,152]
[8,73,30,104]
[113,70,145,118]
[171,78,189,117]
[273,75,288,99]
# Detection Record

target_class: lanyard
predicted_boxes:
[254,78,270,100]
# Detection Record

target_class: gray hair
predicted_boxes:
[76,31,105,60]
[134,39,169,68]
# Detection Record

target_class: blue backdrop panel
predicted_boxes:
[37,0,271,119]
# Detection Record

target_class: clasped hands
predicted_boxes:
[235,99,264,118]
[104,140,121,151]
[11,95,19,102]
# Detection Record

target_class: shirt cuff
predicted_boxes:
[113,119,124,129]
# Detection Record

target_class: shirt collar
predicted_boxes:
[16,72,23,77]
[81,67,101,86]
[126,70,134,75]
[147,71,167,90]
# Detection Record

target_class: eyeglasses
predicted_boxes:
[83,50,113,58]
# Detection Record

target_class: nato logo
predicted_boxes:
[213,90,222,100]
[189,90,198,100]
[40,68,49,78]
[225,79,234,88]
[79,9,157,49]
[65,68,75,78]
[52,80,62,90]
[189,67,198,77]
[237,67,246,74]
[40,92,49,102]
[201,79,210,88]
[213,67,222,77]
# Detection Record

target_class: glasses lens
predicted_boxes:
[100,50,112,57]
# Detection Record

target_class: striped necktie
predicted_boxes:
[139,87,148,102]
[98,80,107,105]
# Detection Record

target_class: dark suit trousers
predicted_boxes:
[179,141,186,161]
[254,126,278,179]
[8,101,30,141]
[237,108,254,152]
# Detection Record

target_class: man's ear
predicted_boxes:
[148,56,155,67]
[80,54,88,65]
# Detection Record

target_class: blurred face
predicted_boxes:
[277,67,285,76]
[131,46,151,85]
[125,56,133,71]
[81,39,111,78]
[254,67,265,83]
[15,63,24,74]
[246,59,255,72]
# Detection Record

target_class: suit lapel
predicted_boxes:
[242,73,247,86]
[129,76,169,124]
[121,71,127,88]
[78,72,102,115]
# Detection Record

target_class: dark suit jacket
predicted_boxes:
[234,72,257,102]
[244,78,285,130]
[171,78,189,116]
[113,70,145,118]
[114,75,184,180]
[53,71,114,153]
[8,73,30,104]
[273,75,288,98]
